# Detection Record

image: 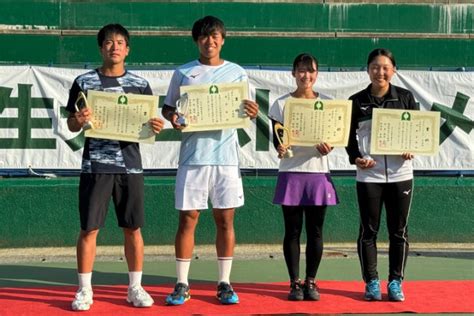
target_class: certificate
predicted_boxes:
[178,81,250,132]
[282,98,352,147]
[370,108,440,155]
[84,90,158,144]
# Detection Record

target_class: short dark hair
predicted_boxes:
[292,53,319,73]
[367,48,396,67]
[97,24,130,47]
[191,16,226,41]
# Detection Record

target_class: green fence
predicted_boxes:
[0,1,472,67]
[0,176,472,248]
[0,1,472,248]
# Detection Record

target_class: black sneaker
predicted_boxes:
[303,279,320,301]
[288,280,304,301]
[165,282,191,305]
[216,282,239,304]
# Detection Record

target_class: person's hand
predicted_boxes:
[355,157,376,169]
[242,100,259,119]
[316,142,333,156]
[166,112,186,130]
[277,144,289,159]
[74,107,92,128]
[402,152,414,160]
[149,117,165,134]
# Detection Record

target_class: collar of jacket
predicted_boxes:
[364,83,399,105]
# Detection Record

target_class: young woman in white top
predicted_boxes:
[268,53,339,301]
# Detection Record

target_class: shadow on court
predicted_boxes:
[0,265,176,287]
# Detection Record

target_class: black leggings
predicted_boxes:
[282,205,327,281]
[356,180,413,282]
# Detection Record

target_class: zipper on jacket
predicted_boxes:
[380,97,397,183]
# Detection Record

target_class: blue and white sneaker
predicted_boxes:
[216,282,239,304]
[165,282,191,305]
[364,279,382,301]
[388,279,405,302]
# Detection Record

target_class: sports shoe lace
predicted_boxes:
[171,283,188,298]
[218,283,234,298]
[74,288,92,301]
[219,283,231,291]
[305,279,318,290]
[367,279,379,292]
[290,280,302,290]
[131,286,148,300]
[388,280,402,294]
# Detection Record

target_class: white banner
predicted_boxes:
[0,66,472,171]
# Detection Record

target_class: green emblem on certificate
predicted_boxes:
[370,108,440,155]
[82,90,158,144]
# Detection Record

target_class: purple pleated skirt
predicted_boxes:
[273,172,339,206]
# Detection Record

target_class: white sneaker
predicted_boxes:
[127,285,154,307]
[71,287,93,311]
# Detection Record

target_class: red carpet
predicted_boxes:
[1,281,473,315]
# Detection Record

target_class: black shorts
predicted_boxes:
[78,173,144,231]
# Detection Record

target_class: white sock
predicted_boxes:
[78,272,92,289]
[128,271,143,288]
[217,257,233,284]
[176,258,191,285]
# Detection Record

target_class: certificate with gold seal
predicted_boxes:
[84,90,158,144]
[370,108,440,155]
[177,81,250,132]
[282,98,352,147]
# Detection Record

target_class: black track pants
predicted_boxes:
[356,179,413,282]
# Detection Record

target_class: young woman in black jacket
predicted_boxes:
[346,48,418,302]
